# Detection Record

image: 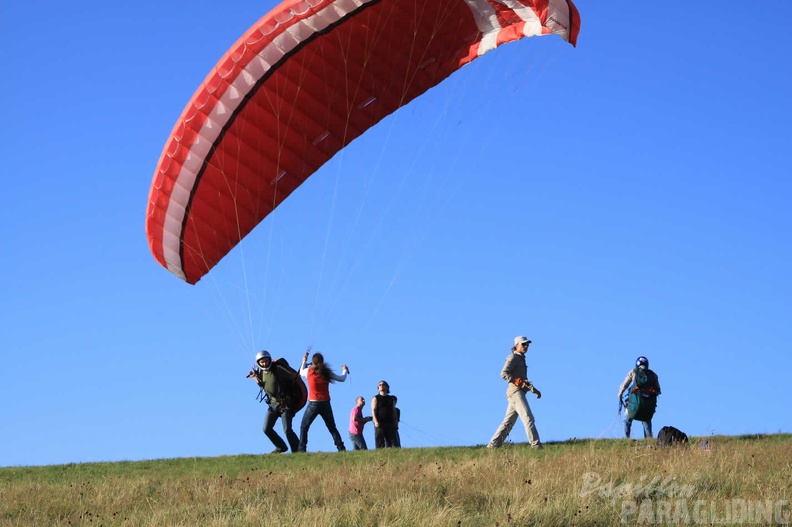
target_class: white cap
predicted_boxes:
[514,336,532,346]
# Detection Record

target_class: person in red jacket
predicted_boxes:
[297,351,348,452]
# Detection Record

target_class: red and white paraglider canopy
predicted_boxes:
[146,0,580,284]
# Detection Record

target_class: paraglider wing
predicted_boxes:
[146,0,581,284]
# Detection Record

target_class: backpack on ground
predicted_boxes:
[657,426,688,447]
[255,358,307,412]
[625,368,659,421]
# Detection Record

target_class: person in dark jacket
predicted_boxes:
[247,350,300,453]
[618,356,661,438]
[371,380,399,448]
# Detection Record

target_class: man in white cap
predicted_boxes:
[487,336,543,449]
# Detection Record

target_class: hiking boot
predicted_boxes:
[270,448,287,454]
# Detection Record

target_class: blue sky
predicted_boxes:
[2,1,791,467]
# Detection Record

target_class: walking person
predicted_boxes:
[618,356,661,439]
[348,396,373,450]
[247,350,300,453]
[298,351,348,452]
[488,336,543,449]
[372,380,399,448]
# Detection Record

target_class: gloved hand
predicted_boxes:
[534,389,542,399]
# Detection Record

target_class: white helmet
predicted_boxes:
[255,350,272,370]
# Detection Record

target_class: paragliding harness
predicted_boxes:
[253,358,307,413]
[621,367,659,422]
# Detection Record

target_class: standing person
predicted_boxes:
[247,350,300,454]
[618,356,661,439]
[371,380,399,448]
[348,396,373,450]
[488,336,543,449]
[298,351,348,452]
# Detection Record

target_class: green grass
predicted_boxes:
[1,435,790,526]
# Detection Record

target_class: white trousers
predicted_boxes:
[488,389,541,447]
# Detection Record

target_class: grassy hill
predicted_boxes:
[2,434,790,526]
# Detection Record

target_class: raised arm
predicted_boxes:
[330,364,349,382]
[299,352,310,377]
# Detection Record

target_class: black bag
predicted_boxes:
[657,426,688,447]
[626,391,658,421]
[254,358,307,412]
[271,358,307,413]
